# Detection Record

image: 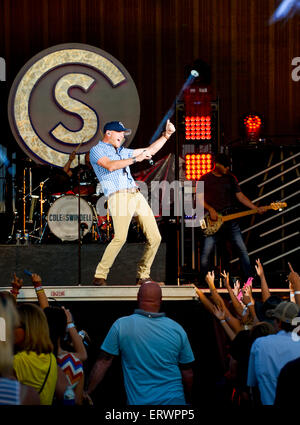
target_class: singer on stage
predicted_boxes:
[90,120,175,286]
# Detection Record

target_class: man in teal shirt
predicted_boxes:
[86,281,194,405]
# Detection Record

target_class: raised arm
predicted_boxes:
[221,271,244,317]
[205,271,242,333]
[255,259,271,302]
[31,273,49,309]
[193,284,217,315]
[10,273,23,302]
[63,151,76,176]
[63,307,87,362]
[211,304,237,341]
[288,263,300,306]
[242,285,259,325]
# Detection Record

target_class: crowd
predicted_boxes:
[194,259,300,406]
[0,259,299,406]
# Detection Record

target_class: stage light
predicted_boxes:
[191,70,199,77]
[185,115,212,141]
[185,153,213,180]
[244,114,262,143]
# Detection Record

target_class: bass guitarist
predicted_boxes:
[198,153,266,282]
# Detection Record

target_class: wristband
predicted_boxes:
[132,156,137,164]
[246,302,253,307]
[242,306,248,316]
[294,291,300,295]
[34,286,43,292]
[220,319,226,324]
[67,323,75,330]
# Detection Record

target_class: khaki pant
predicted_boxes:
[95,191,161,280]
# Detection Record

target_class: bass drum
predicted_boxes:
[47,195,93,241]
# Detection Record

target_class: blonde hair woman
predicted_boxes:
[14,303,67,405]
[0,293,39,404]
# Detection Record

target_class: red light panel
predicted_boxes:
[185,115,212,140]
[244,115,261,131]
[185,153,213,180]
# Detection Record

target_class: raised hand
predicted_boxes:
[205,271,215,289]
[212,304,226,320]
[165,119,176,137]
[287,262,300,290]
[136,149,152,163]
[243,285,255,305]
[11,273,23,291]
[31,273,42,288]
[220,270,230,287]
[255,258,265,277]
[62,306,73,324]
[233,280,240,297]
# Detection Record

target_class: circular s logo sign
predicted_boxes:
[8,43,140,167]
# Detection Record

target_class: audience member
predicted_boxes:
[274,355,300,406]
[229,321,275,405]
[247,301,300,405]
[0,292,40,405]
[29,273,87,405]
[13,303,67,405]
[86,281,195,405]
[44,306,86,405]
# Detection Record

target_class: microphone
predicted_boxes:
[143,149,154,166]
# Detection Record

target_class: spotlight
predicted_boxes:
[244,114,262,143]
[185,153,213,180]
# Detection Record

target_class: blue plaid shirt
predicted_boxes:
[90,141,137,196]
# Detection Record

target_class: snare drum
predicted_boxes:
[47,195,93,241]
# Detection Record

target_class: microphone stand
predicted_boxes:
[77,155,82,286]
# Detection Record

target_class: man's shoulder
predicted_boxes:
[90,141,105,152]
[200,171,213,181]
[252,332,283,350]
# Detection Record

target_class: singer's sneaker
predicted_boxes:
[136,277,165,286]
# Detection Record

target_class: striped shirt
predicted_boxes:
[57,352,84,386]
[90,141,136,197]
[0,378,20,405]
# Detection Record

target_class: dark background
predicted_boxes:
[0,0,299,152]
[0,1,299,277]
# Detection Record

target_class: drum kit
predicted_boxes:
[9,160,114,245]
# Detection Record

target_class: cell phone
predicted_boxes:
[243,277,253,288]
[237,290,243,301]
[24,269,32,277]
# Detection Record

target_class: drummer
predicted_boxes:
[63,151,97,196]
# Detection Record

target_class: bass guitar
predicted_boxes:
[199,202,287,236]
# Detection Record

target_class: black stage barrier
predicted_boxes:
[0,243,167,286]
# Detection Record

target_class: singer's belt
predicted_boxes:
[109,187,140,198]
